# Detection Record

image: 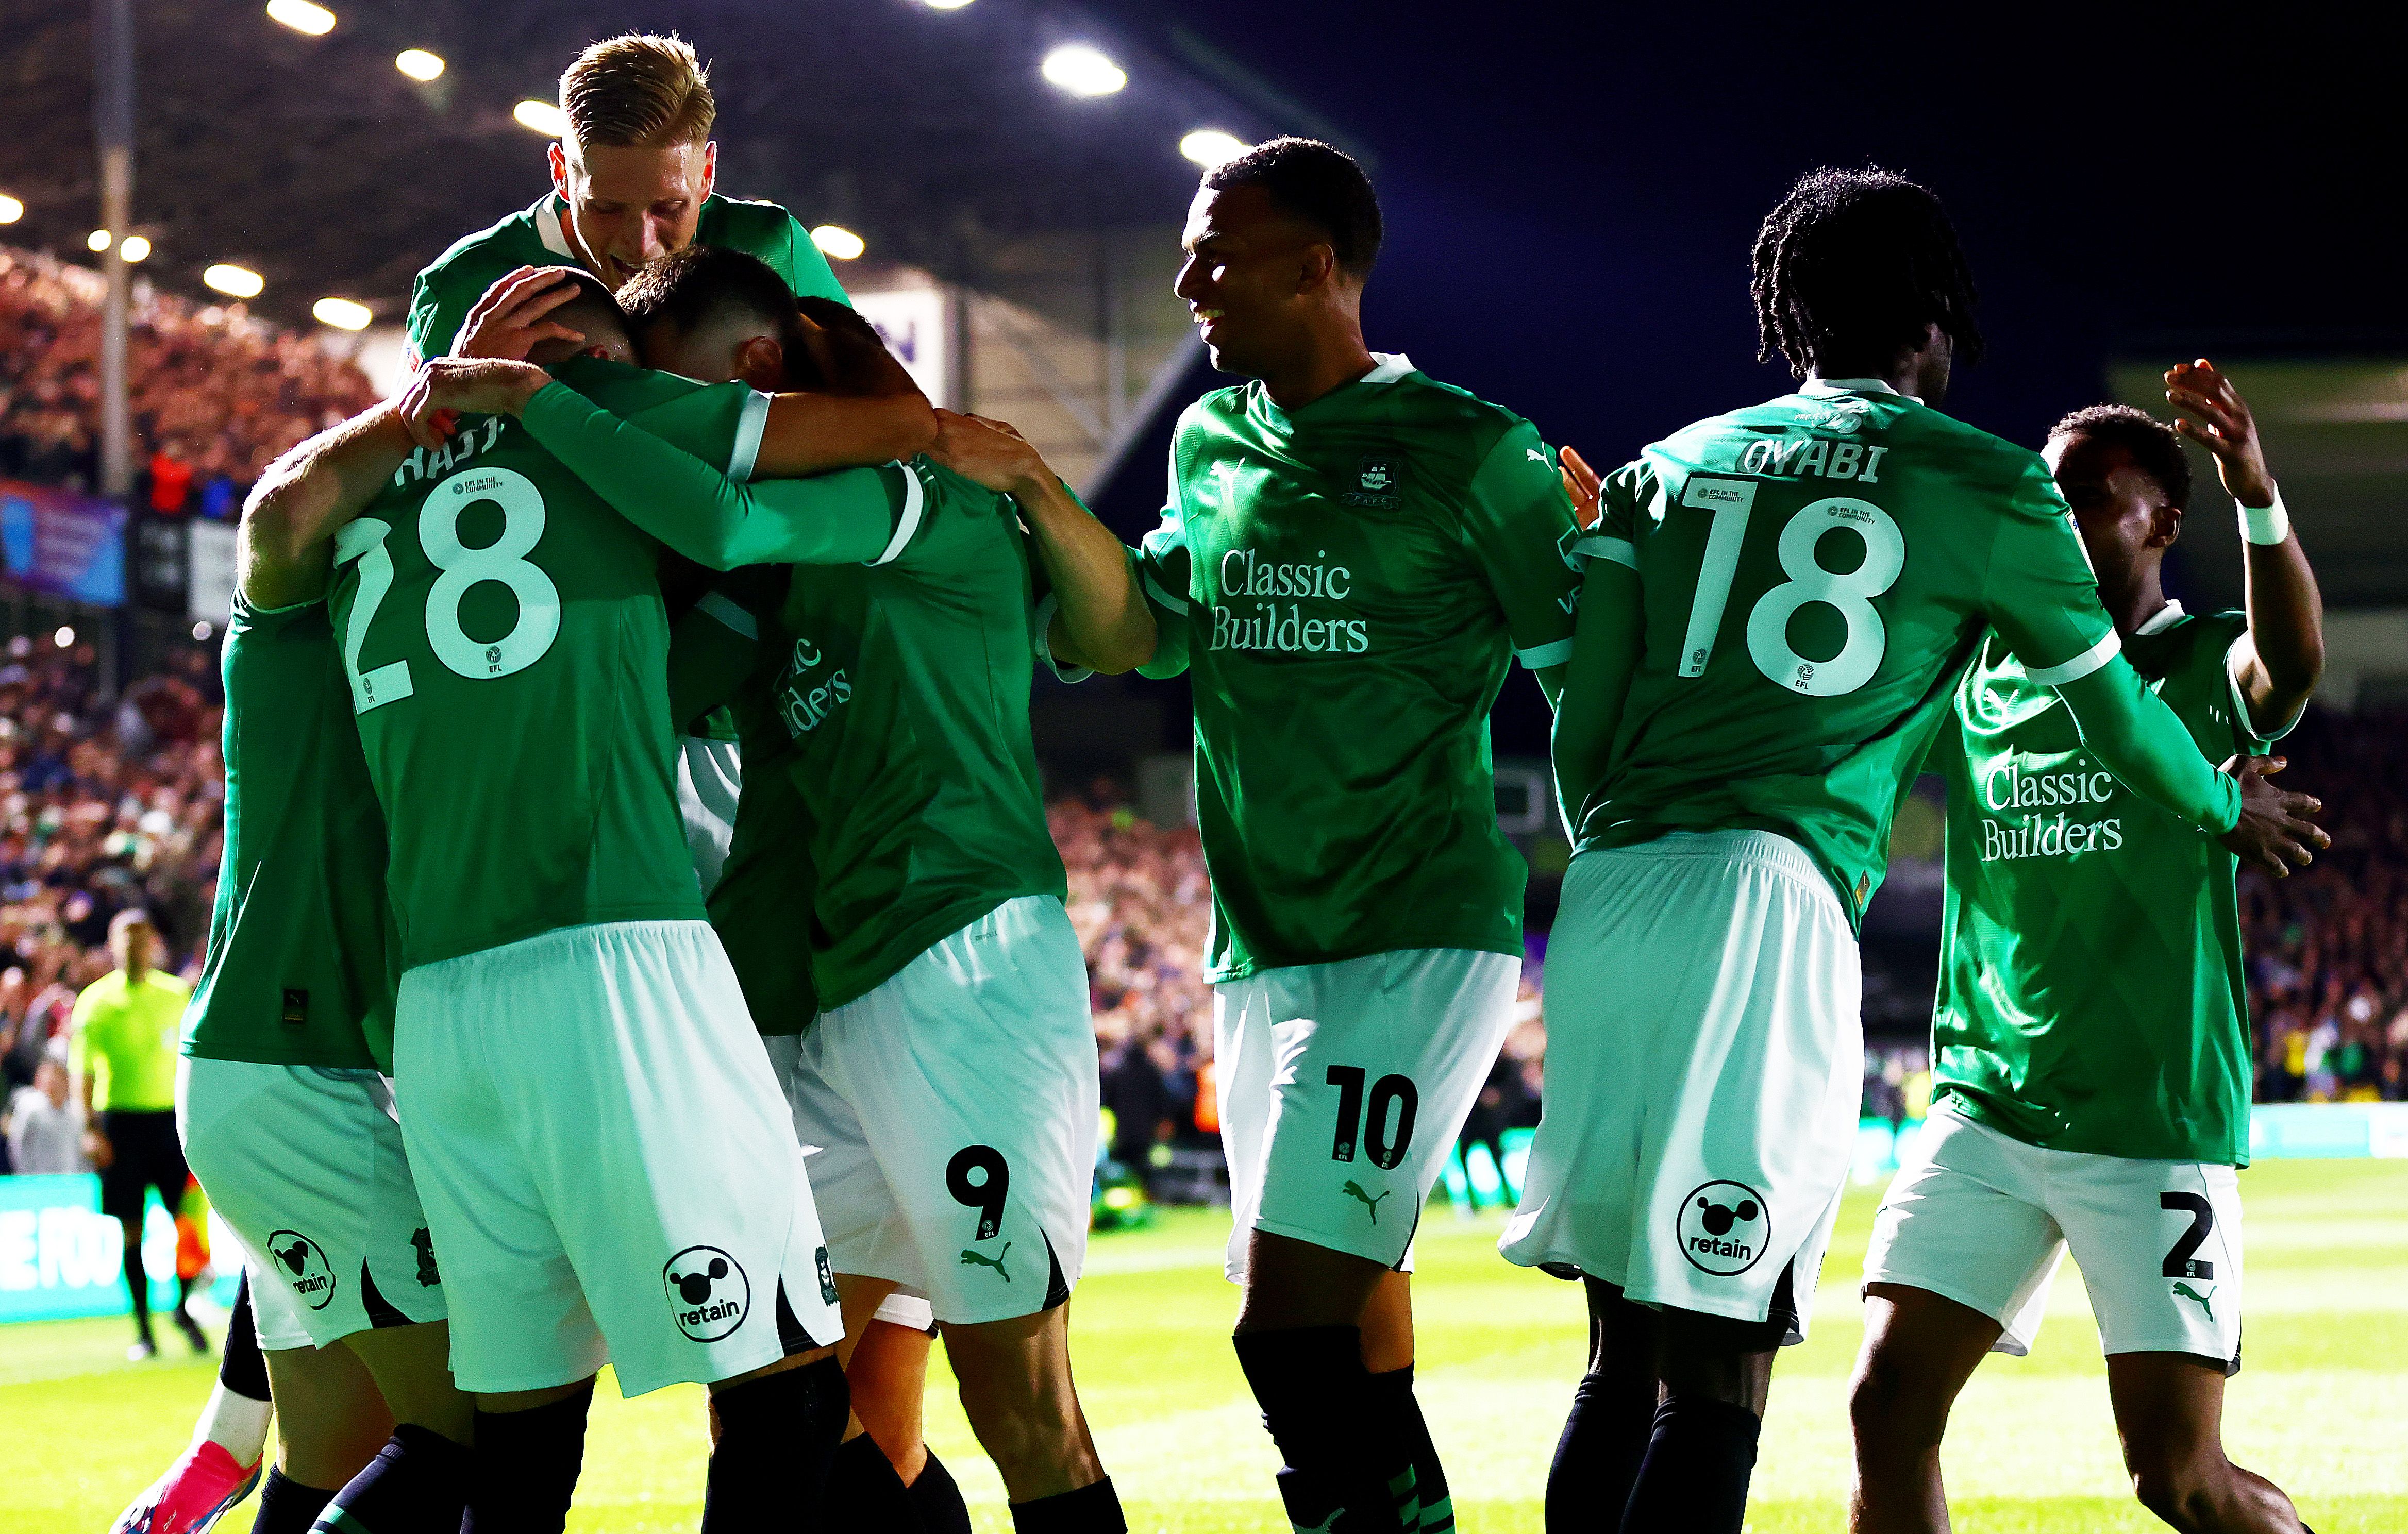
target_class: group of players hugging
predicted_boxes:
[114,29,2331,1534]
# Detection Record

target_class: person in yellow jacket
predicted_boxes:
[71,909,205,1360]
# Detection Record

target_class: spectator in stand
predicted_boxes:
[4,1038,86,1174]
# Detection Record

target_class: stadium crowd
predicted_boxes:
[0,245,376,510]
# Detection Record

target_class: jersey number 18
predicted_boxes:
[338,467,563,714]
[1676,477,1904,698]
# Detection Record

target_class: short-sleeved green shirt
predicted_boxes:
[330,358,764,968]
[406,193,850,363]
[1568,380,2127,927]
[71,970,189,1111]
[1131,355,1583,981]
[182,593,395,1070]
[699,461,1071,1010]
[1933,605,2285,1164]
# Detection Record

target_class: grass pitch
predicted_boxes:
[6,1158,2402,1532]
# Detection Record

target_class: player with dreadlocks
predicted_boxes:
[1500,166,2323,1533]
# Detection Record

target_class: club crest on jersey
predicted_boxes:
[1342,455,1401,509]
[267,1229,337,1309]
[1675,1181,1769,1276]
[663,1245,751,1342]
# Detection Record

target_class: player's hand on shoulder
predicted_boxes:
[2166,359,2275,507]
[1559,444,1603,531]
[927,408,1050,496]
[397,359,552,448]
[457,266,588,362]
[2217,753,2329,878]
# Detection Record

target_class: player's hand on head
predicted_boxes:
[1559,444,1603,531]
[927,408,1047,495]
[2166,359,2275,507]
[456,266,587,362]
[397,359,551,448]
[2216,753,2330,878]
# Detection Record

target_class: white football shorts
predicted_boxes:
[179,1056,447,1351]
[1500,831,1861,1344]
[778,896,1098,1326]
[394,919,840,1396]
[1864,1101,2245,1371]
[1215,947,1521,1283]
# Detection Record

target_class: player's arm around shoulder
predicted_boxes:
[751,299,936,476]
[2167,360,2323,736]
[1550,456,1648,816]
[239,395,417,608]
[1461,414,1587,706]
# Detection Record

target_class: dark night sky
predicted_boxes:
[1087,3,2407,754]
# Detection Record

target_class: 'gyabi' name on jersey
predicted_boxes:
[1979,757,2126,864]
[1211,547,1369,655]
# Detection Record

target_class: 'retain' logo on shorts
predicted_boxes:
[815,1245,839,1305]
[410,1226,440,1288]
[1676,1181,1769,1276]
[267,1229,337,1309]
[663,1245,751,1342]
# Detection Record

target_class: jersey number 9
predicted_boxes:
[337,467,564,714]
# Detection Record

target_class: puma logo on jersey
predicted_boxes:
[2173,1282,2215,1322]
[1210,460,1243,508]
[960,1242,1012,1282]
[1526,448,1549,465]
[1342,1180,1391,1223]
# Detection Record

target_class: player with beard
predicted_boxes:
[1498,167,2325,1534]
[1849,367,2322,1534]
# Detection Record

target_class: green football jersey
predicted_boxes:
[700,460,1071,1010]
[1571,380,2139,927]
[1131,355,1583,981]
[182,594,395,1070]
[1933,605,2282,1164]
[406,192,850,363]
[708,660,822,1036]
[329,357,764,968]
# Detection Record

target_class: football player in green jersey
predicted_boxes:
[1851,367,2323,1534]
[1498,169,2324,1534]
[404,34,848,364]
[412,246,1130,1533]
[175,594,474,1534]
[1027,137,1584,1534]
[240,272,932,1534]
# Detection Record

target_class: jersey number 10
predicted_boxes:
[1677,478,1905,698]
[337,467,564,714]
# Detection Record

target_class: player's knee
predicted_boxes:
[2126,1444,2223,1532]
[1847,1347,1945,1452]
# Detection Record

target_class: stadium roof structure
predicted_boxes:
[0,0,1330,332]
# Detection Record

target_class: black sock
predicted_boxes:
[464,1381,593,1534]
[1619,1395,1759,1534]
[1372,1366,1451,1532]
[909,1450,974,1534]
[126,1241,153,1340]
[1549,1368,1656,1531]
[700,1358,848,1534]
[252,1469,337,1534]
[310,1425,471,1533]
[1233,1326,1413,1533]
[1009,1477,1125,1533]
[824,1432,919,1530]
[220,1277,271,1403]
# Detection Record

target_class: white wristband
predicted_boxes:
[2237,488,2289,546]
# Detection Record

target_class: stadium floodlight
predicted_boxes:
[192,620,214,642]
[514,99,570,137]
[1180,130,1249,169]
[1041,44,1126,97]
[811,224,866,261]
[88,229,113,252]
[395,48,445,81]
[264,0,336,37]
[314,296,373,331]
[53,626,74,648]
[0,194,22,224]
[923,0,974,8]
[204,263,265,299]
[118,235,151,263]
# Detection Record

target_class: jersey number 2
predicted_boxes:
[340,467,563,714]
[1679,482,1904,698]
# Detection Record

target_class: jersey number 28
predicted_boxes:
[1677,478,1904,698]
[338,467,563,714]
